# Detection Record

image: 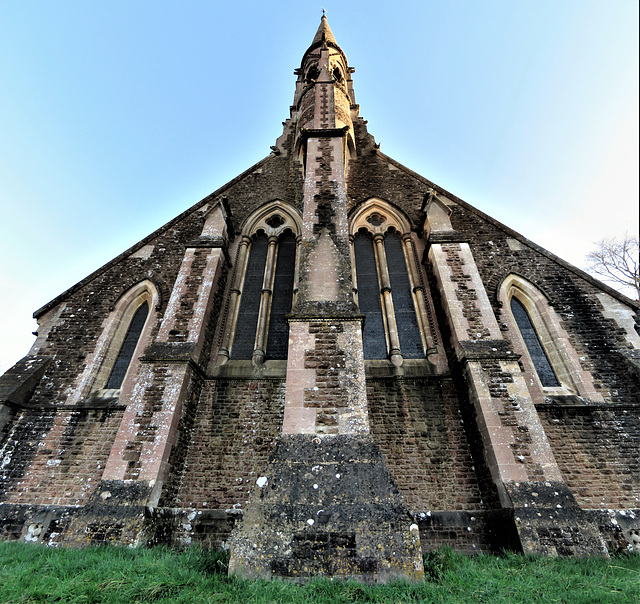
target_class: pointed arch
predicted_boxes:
[104,300,149,389]
[219,201,301,365]
[499,274,603,401]
[349,198,429,364]
[69,280,159,404]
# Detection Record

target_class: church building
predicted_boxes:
[1,16,639,581]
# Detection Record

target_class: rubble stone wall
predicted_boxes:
[0,408,123,506]
[162,379,286,510]
[538,405,640,509]
[366,378,484,512]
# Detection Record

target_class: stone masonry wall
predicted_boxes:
[162,379,285,510]
[346,119,429,228]
[366,378,484,512]
[539,406,640,509]
[449,206,640,404]
[0,408,123,506]
[27,212,205,407]
[220,142,303,229]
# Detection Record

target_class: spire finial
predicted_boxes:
[309,10,338,50]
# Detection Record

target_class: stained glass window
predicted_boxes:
[266,231,296,359]
[385,232,423,358]
[231,234,269,359]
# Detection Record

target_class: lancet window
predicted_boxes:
[499,274,602,400]
[67,281,158,405]
[220,204,301,365]
[104,301,150,389]
[93,283,157,393]
[350,202,429,365]
[509,297,559,387]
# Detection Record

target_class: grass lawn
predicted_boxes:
[0,541,638,603]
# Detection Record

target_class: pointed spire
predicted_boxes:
[311,12,338,48]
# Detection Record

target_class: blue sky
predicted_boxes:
[1,1,638,372]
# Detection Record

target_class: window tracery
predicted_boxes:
[219,202,301,365]
[350,200,429,365]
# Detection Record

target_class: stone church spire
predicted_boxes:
[310,11,339,48]
[228,16,425,582]
[292,14,356,156]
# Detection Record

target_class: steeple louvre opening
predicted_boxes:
[292,15,357,160]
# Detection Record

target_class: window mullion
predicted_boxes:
[292,235,301,308]
[373,233,403,366]
[349,235,359,306]
[401,233,432,354]
[253,236,278,365]
[219,236,251,362]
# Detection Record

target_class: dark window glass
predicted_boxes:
[354,232,387,359]
[385,232,423,358]
[105,301,149,389]
[231,234,268,359]
[511,297,560,387]
[266,231,296,359]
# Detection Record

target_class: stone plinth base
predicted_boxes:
[228,434,424,583]
[506,481,609,557]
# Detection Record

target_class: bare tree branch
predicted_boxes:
[586,233,640,300]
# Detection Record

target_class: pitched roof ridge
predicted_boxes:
[375,150,640,308]
[34,153,278,318]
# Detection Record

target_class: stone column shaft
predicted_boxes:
[219,236,250,362]
[253,236,278,364]
[402,234,434,353]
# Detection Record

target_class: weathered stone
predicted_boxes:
[228,434,424,582]
[0,14,639,572]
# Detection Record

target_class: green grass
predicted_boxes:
[0,541,638,603]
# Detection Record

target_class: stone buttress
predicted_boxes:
[227,16,424,582]
[423,192,607,556]
[63,202,232,544]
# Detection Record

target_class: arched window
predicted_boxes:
[219,203,301,365]
[266,230,296,359]
[510,297,559,387]
[232,233,269,360]
[499,274,603,402]
[68,280,158,404]
[230,230,296,362]
[104,301,150,389]
[353,231,386,359]
[384,231,423,359]
[350,201,429,365]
